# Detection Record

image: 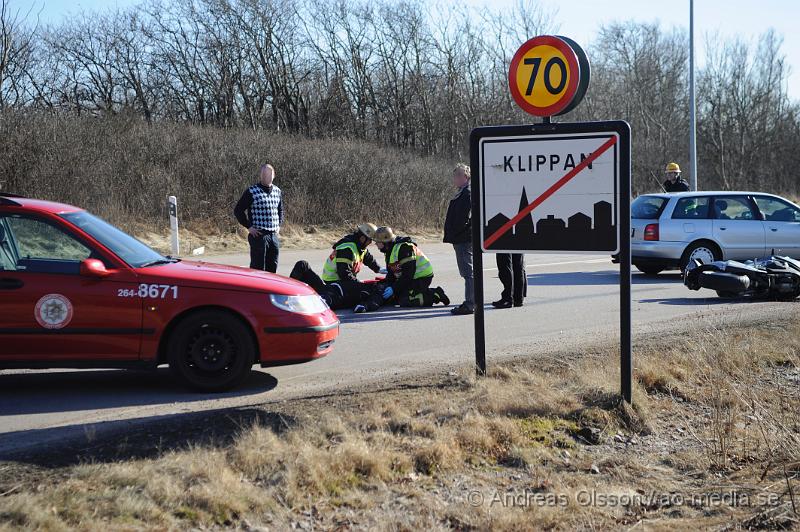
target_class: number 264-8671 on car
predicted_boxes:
[0,193,339,392]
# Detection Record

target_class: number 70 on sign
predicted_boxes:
[508,35,590,118]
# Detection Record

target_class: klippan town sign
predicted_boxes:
[469,35,634,404]
[480,130,622,254]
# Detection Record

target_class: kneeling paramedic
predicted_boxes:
[356,226,448,311]
[290,224,382,309]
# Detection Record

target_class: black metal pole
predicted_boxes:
[620,129,633,404]
[473,236,486,376]
[470,130,486,376]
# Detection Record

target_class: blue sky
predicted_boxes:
[11,0,800,99]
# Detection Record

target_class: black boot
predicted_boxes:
[434,286,450,306]
[492,298,512,309]
[450,302,474,315]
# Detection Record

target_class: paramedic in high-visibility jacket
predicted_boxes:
[289,224,381,309]
[371,226,449,308]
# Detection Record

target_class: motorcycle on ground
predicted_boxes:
[684,255,800,300]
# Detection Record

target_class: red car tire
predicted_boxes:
[167,310,255,392]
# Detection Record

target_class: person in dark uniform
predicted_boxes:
[493,253,526,308]
[663,162,690,192]
[444,163,474,315]
[234,164,283,272]
[289,224,381,310]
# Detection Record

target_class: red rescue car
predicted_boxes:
[0,193,339,391]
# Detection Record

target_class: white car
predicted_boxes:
[627,191,800,275]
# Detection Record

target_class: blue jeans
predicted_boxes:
[453,243,474,307]
[249,231,280,273]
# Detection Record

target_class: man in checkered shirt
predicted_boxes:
[234,164,284,272]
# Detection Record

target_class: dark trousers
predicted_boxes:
[496,253,526,304]
[397,276,437,307]
[289,260,370,310]
[249,232,280,273]
[290,260,325,292]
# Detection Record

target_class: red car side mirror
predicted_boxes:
[80,258,111,278]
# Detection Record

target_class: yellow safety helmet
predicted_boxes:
[357,223,378,239]
[665,162,681,173]
[374,226,396,244]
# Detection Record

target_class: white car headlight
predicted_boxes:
[270,294,329,314]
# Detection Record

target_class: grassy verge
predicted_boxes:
[133,222,445,256]
[1,314,798,530]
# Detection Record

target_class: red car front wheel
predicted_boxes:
[167,310,255,392]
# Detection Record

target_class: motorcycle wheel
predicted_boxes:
[775,288,800,301]
[715,291,740,299]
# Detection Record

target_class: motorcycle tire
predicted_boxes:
[715,291,740,299]
[775,288,800,301]
[698,271,750,293]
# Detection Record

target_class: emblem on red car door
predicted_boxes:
[34,294,74,329]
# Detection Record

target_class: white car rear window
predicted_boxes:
[631,196,667,219]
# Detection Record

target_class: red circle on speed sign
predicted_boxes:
[508,35,581,117]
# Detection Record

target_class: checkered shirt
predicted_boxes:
[248,184,283,232]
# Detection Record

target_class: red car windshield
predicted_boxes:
[60,211,174,268]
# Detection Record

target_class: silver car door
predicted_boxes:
[663,196,713,243]
[753,195,800,258]
[710,196,766,260]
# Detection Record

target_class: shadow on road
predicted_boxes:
[527,270,685,286]
[338,306,454,323]
[0,367,277,417]
[0,406,296,468]
[638,297,751,306]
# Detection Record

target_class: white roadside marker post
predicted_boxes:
[168,195,180,257]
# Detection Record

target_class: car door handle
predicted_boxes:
[0,278,24,290]
[770,227,778,232]
[719,227,727,231]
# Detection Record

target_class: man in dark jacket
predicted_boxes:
[443,163,474,315]
[289,224,382,310]
[663,162,690,192]
[234,164,283,272]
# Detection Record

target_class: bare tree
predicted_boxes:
[0,0,37,109]
[1,0,798,197]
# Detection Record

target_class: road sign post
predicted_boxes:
[470,121,632,401]
[472,35,633,403]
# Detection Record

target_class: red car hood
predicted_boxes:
[135,260,315,295]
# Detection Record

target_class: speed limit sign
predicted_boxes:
[508,35,590,117]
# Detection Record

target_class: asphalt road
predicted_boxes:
[0,243,787,456]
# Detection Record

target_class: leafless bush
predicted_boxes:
[0,111,453,231]
[2,0,799,216]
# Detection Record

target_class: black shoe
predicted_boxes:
[434,286,450,306]
[450,303,474,315]
[492,299,512,309]
[513,300,524,307]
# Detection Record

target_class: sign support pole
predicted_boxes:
[471,143,487,376]
[620,139,633,404]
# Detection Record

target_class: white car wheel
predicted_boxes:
[689,246,716,265]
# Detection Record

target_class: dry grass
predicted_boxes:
[0,111,455,236]
[1,315,799,530]
[134,221,446,256]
